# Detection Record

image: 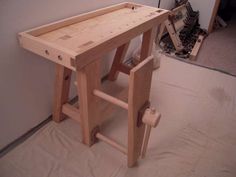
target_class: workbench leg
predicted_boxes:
[76,59,102,146]
[140,27,157,61]
[108,41,130,81]
[53,64,72,122]
[157,22,165,42]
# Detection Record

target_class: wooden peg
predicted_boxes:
[93,89,128,110]
[96,133,127,155]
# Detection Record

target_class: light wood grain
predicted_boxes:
[62,103,80,122]
[157,22,166,41]
[141,125,151,158]
[26,2,129,36]
[118,64,133,75]
[76,59,102,146]
[208,0,220,33]
[108,42,130,81]
[190,35,204,61]
[18,2,169,167]
[18,33,77,70]
[127,56,154,167]
[96,133,127,155]
[141,108,161,158]
[19,3,169,69]
[140,27,157,61]
[164,19,183,51]
[53,64,72,122]
[93,89,128,110]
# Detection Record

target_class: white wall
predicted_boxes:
[159,0,175,9]
[0,0,163,150]
[189,0,217,30]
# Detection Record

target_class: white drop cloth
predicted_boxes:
[1,56,236,177]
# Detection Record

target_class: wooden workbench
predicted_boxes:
[18,2,169,167]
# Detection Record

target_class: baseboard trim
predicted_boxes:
[0,116,52,158]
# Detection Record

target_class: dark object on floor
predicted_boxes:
[160,1,207,59]
[175,49,190,59]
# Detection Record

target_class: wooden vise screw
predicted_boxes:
[141,107,161,158]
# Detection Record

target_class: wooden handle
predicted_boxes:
[141,125,151,158]
[141,108,161,158]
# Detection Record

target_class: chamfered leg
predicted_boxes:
[76,59,102,146]
[53,64,72,122]
[140,27,157,62]
[108,41,130,81]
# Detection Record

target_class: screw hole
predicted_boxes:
[45,50,49,55]
[58,55,62,60]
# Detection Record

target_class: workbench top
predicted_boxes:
[18,2,169,70]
